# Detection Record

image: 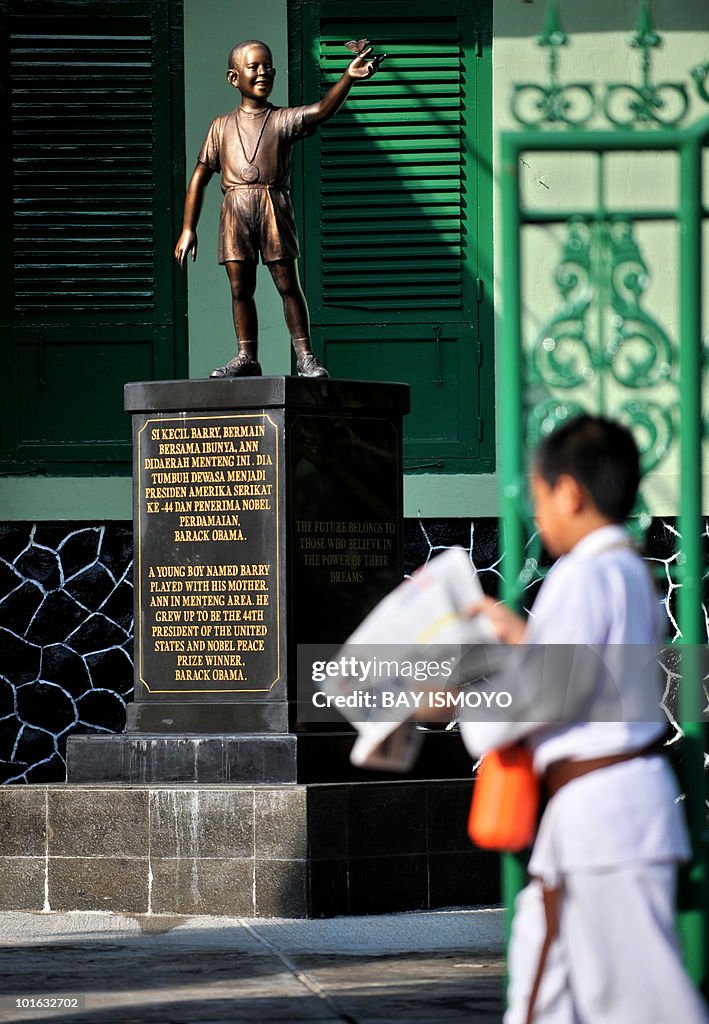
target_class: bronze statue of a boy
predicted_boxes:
[175,39,383,378]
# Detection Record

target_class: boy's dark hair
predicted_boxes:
[535,414,640,522]
[228,40,271,72]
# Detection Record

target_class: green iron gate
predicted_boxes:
[499,4,709,989]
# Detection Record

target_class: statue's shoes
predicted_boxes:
[209,354,262,378]
[297,353,330,378]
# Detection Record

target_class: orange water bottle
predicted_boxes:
[467,745,539,852]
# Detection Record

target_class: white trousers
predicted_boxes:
[505,867,709,1024]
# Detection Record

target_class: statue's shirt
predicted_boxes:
[196,104,315,264]
[197,104,313,189]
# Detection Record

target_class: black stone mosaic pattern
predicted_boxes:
[0,524,133,783]
[404,517,502,592]
[0,516,696,784]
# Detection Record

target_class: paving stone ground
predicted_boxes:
[0,909,505,1024]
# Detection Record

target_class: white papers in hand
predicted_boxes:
[324,547,499,772]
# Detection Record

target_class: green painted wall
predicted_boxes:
[1,478,133,522]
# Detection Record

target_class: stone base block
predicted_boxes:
[66,729,475,785]
[0,780,499,916]
[65,734,297,783]
[125,701,289,734]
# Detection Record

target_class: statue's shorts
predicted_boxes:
[218,184,300,265]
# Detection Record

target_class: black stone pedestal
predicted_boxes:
[67,377,409,784]
[50,377,501,917]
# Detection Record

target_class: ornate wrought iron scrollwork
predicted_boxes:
[526,398,587,450]
[692,61,709,105]
[529,221,594,392]
[603,3,688,128]
[605,222,675,391]
[527,218,678,473]
[511,1,696,131]
[512,83,596,131]
[616,399,675,472]
[511,4,595,129]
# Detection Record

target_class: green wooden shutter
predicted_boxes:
[0,0,186,473]
[319,25,464,311]
[289,0,493,473]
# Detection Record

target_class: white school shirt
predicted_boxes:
[459,524,690,878]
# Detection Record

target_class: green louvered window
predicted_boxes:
[289,0,493,473]
[0,0,186,473]
[319,28,464,310]
[10,24,155,313]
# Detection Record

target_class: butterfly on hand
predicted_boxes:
[345,38,371,56]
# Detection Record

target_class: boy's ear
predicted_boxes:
[556,473,585,515]
[227,68,239,88]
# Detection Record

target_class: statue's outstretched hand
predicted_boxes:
[174,230,198,268]
[347,48,385,80]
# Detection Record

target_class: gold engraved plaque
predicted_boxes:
[135,412,281,696]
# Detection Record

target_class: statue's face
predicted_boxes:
[231,45,275,101]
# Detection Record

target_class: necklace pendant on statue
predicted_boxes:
[242,165,259,183]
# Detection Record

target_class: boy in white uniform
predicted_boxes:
[461,415,707,1023]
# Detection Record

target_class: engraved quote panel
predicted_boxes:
[289,412,401,645]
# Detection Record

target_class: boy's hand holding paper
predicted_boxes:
[320,547,500,771]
